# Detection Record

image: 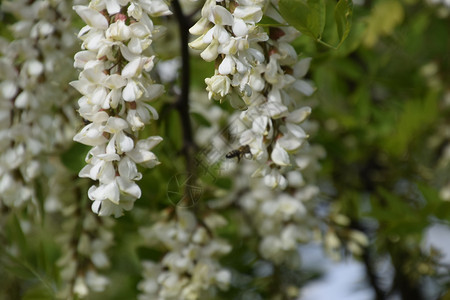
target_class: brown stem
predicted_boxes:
[172,0,198,207]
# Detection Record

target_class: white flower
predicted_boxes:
[205,74,231,100]
[138,210,231,299]
[127,136,162,167]
[72,1,168,216]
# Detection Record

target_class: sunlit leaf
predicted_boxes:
[278,0,326,39]
[334,0,353,46]
[363,0,404,47]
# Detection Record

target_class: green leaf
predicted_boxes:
[60,142,90,173]
[22,284,54,300]
[363,0,404,47]
[383,92,438,157]
[334,0,353,46]
[191,112,211,127]
[259,15,283,27]
[278,0,326,40]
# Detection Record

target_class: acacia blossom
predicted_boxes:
[52,166,114,299]
[138,209,232,300]
[72,0,170,217]
[0,0,79,210]
[190,0,367,269]
[0,1,115,298]
[189,0,268,100]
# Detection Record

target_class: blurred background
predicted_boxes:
[1,0,450,299]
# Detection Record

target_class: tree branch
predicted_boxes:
[172,0,197,206]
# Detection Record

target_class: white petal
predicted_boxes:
[232,18,248,37]
[278,135,303,151]
[117,176,141,199]
[118,157,141,180]
[200,40,219,62]
[105,1,121,15]
[294,57,312,78]
[117,131,134,153]
[123,80,139,101]
[189,17,210,35]
[215,26,231,44]
[287,107,311,124]
[264,102,288,119]
[139,136,163,151]
[252,116,269,135]
[73,6,108,30]
[145,84,164,100]
[91,197,102,214]
[189,35,208,50]
[271,143,290,166]
[128,37,143,54]
[106,117,128,132]
[74,50,97,69]
[286,123,307,139]
[233,6,263,23]
[15,91,32,108]
[122,58,141,78]
[218,55,234,75]
[103,181,120,204]
[0,80,18,99]
[210,6,234,26]
[294,79,315,96]
[105,74,127,89]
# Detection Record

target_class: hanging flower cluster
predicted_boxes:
[189,0,315,189]
[189,0,367,267]
[189,0,268,100]
[72,1,171,217]
[138,209,232,299]
[55,176,115,299]
[0,0,79,209]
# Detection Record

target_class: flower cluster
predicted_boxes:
[0,0,79,209]
[189,0,315,189]
[138,209,232,300]
[189,0,367,267]
[189,0,268,100]
[54,177,115,299]
[72,1,171,217]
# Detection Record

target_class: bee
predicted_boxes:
[226,145,252,162]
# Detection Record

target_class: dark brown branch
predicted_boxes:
[173,0,194,153]
[172,0,197,206]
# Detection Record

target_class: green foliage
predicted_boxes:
[383,92,439,157]
[334,0,353,46]
[362,0,404,47]
[279,0,353,48]
[278,0,326,40]
[304,0,450,297]
[61,142,90,173]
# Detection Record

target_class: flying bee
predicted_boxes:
[226,145,252,162]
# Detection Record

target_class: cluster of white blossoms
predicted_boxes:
[0,2,117,298]
[190,0,368,266]
[0,0,79,210]
[72,0,171,217]
[189,0,268,100]
[189,0,315,189]
[54,178,114,299]
[138,209,232,300]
